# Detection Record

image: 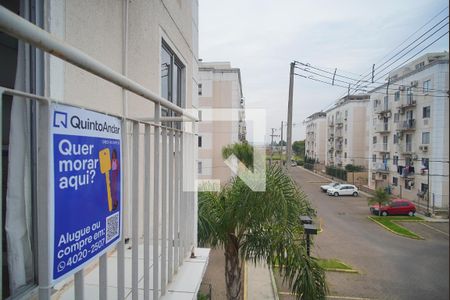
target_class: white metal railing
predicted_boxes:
[0,89,197,299]
[0,5,198,300]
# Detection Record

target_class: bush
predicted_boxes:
[326,166,347,181]
[344,164,365,172]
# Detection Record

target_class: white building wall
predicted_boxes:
[368,53,449,210]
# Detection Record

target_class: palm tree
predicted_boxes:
[198,143,327,299]
[368,188,391,216]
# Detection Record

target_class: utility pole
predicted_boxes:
[269,128,278,166]
[286,62,295,168]
[280,121,284,159]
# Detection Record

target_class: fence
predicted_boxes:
[0,6,199,300]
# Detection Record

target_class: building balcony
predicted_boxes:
[372,162,390,173]
[375,105,391,115]
[398,95,417,110]
[328,122,334,127]
[374,143,389,152]
[375,123,390,133]
[396,142,414,154]
[396,119,415,131]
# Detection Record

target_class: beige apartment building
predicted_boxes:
[368,52,449,212]
[197,61,246,186]
[0,1,207,299]
[325,95,370,168]
[304,112,327,166]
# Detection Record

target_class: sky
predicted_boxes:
[198,0,449,144]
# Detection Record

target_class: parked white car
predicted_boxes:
[320,182,340,192]
[327,184,359,197]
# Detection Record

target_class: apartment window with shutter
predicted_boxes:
[392,177,398,186]
[423,80,431,93]
[394,91,400,101]
[423,106,430,118]
[198,161,203,174]
[422,132,430,144]
[393,155,399,165]
[372,154,377,162]
[373,136,377,144]
[394,113,399,123]
[198,136,202,148]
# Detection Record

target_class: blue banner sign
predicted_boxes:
[50,104,122,282]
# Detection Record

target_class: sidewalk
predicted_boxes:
[246,261,278,300]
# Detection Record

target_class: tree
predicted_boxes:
[199,143,327,300]
[292,140,305,158]
[368,188,391,216]
[222,142,254,171]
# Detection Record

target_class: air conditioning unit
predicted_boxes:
[420,145,428,152]
[399,85,405,91]
[412,154,418,160]
[410,80,418,87]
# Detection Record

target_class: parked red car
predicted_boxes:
[370,199,416,216]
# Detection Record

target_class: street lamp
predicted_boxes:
[300,216,317,256]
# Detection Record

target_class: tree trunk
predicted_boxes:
[224,237,243,300]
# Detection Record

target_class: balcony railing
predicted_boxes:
[375,104,390,114]
[372,162,389,173]
[375,123,390,133]
[374,143,389,152]
[397,119,415,131]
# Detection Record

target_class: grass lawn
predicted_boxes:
[368,216,424,239]
[314,258,357,273]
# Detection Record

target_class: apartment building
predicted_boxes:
[325,95,370,168]
[0,1,207,299]
[368,52,449,211]
[197,61,246,186]
[304,112,327,165]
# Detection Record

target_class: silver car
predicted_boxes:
[327,184,359,197]
[320,182,340,192]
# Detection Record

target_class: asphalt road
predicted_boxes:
[288,167,449,300]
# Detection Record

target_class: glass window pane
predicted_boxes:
[161,46,171,101]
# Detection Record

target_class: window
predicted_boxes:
[406,87,413,103]
[393,155,399,165]
[198,83,202,95]
[422,132,430,144]
[198,161,203,174]
[415,61,425,70]
[344,124,347,132]
[393,134,398,144]
[393,177,398,186]
[421,183,429,192]
[345,110,348,118]
[423,106,431,118]
[198,136,202,148]
[373,136,377,144]
[344,152,347,158]
[422,158,429,169]
[394,113,399,123]
[161,40,185,128]
[394,91,400,101]
[372,154,376,162]
[344,138,347,145]
[423,80,431,93]
[382,174,387,180]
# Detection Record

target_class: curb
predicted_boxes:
[368,216,424,240]
[324,268,359,274]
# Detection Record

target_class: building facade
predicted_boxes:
[0,1,207,299]
[325,95,370,168]
[368,52,449,212]
[304,112,327,165]
[197,61,245,186]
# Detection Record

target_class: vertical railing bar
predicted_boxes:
[117,120,127,300]
[153,104,161,299]
[99,254,107,300]
[132,122,140,300]
[0,91,3,298]
[174,132,180,272]
[168,130,174,282]
[180,133,185,265]
[74,270,84,300]
[143,124,151,300]
[161,127,168,294]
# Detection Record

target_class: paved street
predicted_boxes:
[286,167,449,300]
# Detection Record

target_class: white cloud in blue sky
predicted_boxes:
[199,0,449,142]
